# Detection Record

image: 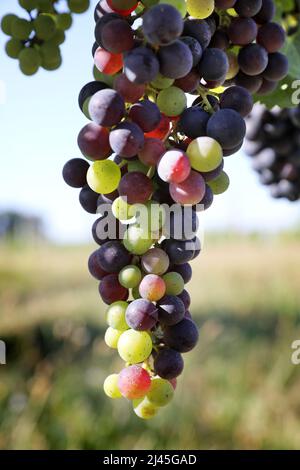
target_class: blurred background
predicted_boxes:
[1,0,300,450]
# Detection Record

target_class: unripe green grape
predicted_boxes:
[19,47,41,69]
[151,73,174,90]
[132,286,142,299]
[68,0,90,14]
[93,66,115,87]
[39,41,60,60]
[141,0,158,7]
[112,196,132,221]
[48,29,65,45]
[106,301,129,330]
[159,0,186,18]
[56,13,73,31]
[1,14,18,36]
[37,0,55,13]
[41,50,62,70]
[117,329,152,363]
[133,397,159,419]
[147,377,174,406]
[87,160,121,194]
[163,272,184,295]
[208,171,230,195]
[34,14,57,40]
[186,0,214,19]
[103,374,122,399]
[127,160,148,175]
[82,97,91,119]
[119,265,142,289]
[156,86,187,117]
[5,39,24,59]
[19,60,39,76]
[11,18,32,40]
[123,224,154,255]
[19,0,39,11]
[187,137,223,172]
[104,327,123,349]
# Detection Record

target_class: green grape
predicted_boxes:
[5,39,23,59]
[187,137,223,173]
[93,66,115,87]
[208,171,230,195]
[104,327,123,349]
[147,377,174,406]
[34,14,57,40]
[19,47,41,69]
[112,196,132,221]
[130,201,165,233]
[141,0,159,7]
[118,330,152,363]
[159,0,186,17]
[119,265,142,289]
[37,0,55,13]
[132,286,141,299]
[87,160,121,194]
[127,160,148,175]
[19,60,39,75]
[41,52,62,70]
[1,14,18,36]
[19,0,39,11]
[68,0,90,14]
[106,301,129,330]
[123,224,153,255]
[162,272,184,295]
[11,18,32,40]
[156,86,186,117]
[151,73,174,90]
[82,97,91,120]
[48,29,65,45]
[56,13,73,31]
[39,41,60,60]
[133,397,159,419]
[226,51,239,80]
[186,0,214,19]
[103,374,122,399]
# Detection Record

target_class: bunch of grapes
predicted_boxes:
[1,0,90,75]
[220,0,288,96]
[62,0,287,419]
[246,105,300,202]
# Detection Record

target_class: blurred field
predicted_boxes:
[1,235,300,450]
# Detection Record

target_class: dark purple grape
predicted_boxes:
[88,250,109,280]
[161,238,195,265]
[257,22,286,53]
[158,40,193,79]
[163,318,199,353]
[124,46,160,84]
[129,100,161,133]
[178,289,191,310]
[88,89,125,127]
[118,172,153,205]
[234,0,262,17]
[198,48,229,82]
[263,52,288,82]
[101,19,134,54]
[63,158,89,188]
[109,121,144,158]
[99,274,129,304]
[228,17,257,45]
[183,19,211,50]
[97,240,131,273]
[126,299,158,331]
[154,348,184,379]
[207,108,246,149]
[178,107,210,139]
[220,86,253,117]
[142,4,183,46]
[79,185,100,214]
[238,44,268,76]
[180,36,203,67]
[234,72,263,93]
[78,81,109,112]
[254,0,275,24]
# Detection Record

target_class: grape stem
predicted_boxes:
[196,86,214,114]
[147,166,155,179]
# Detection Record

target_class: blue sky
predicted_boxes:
[0,0,300,243]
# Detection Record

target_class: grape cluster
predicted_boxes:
[1,0,90,75]
[246,105,300,202]
[63,0,287,419]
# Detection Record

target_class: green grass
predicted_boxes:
[1,237,300,449]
